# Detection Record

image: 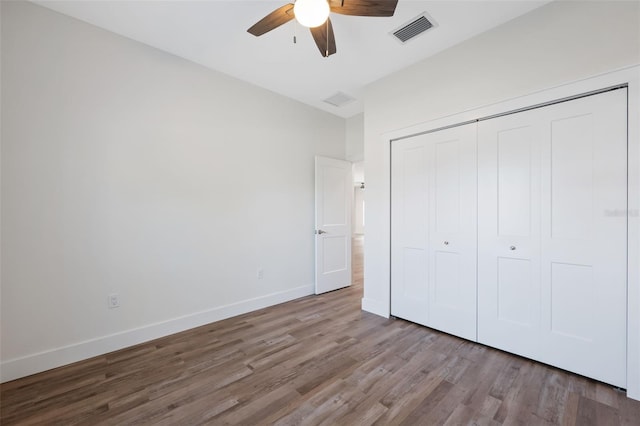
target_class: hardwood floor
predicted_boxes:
[2,235,640,425]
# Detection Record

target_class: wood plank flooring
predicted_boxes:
[2,236,640,424]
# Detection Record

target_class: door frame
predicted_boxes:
[371,65,640,399]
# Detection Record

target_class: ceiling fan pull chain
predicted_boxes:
[325,20,329,57]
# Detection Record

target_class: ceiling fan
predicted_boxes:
[247,0,399,57]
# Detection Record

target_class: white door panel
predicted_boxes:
[478,116,543,357]
[391,139,429,325]
[497,257,536,327]
[549,114,594,240]
[392,124,477,340]
[478,89,627,387]
[315,156,352,294]
[497,126,535,238]
[434,139,461,233]
[428,126,477,341]
[434,251,460,309]
[539,90,627,387]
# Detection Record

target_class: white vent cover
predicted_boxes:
[323,92,356,107]
[392,13,435,43]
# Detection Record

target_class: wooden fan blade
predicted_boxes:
[247,3,295,36]
[310,18,337,57]
[329,0,398,17]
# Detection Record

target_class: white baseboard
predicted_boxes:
[361,297,389,318]
[0,284,314,383]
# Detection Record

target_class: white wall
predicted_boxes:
[0,1,345,381]
[362,0,640,397]
[345,113,364,162]
[346,114,364,235]
[352,161,365,235]
[353,185,365,235]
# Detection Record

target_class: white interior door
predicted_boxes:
[478,89,628,387]
[315,156,352,294]
[391,124,477,340]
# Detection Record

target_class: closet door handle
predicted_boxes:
[444,241,449,245]
[510,245,516,251]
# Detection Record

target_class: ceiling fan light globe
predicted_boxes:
[293,0,330,28]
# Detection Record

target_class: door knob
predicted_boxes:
[316,229,327,234]
[444,241,449,245]
[510,245,516,251]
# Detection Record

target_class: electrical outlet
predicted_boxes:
[108,293,120,309]
[257,268,264,280]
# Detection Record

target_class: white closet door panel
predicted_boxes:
[497,257,536,327]
[391,139,429,325]
[479,89,627,388]
[434,251,461,308]
[434,139,461,233]
[497,127,534,238]
[539,89,627,387]
[427,125,477,340]
[478,116,542,357]
[549,114,594,241]
[391,124,477,340]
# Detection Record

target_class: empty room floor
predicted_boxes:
[2,236,640,425]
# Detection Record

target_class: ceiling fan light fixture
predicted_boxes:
[293,0,330,28]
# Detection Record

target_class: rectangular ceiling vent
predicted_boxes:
[392,14,435,43]
[323,92,356,108]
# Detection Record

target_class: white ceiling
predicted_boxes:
[34,0,550,118]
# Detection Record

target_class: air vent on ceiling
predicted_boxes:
[392,14,435,43]
[323,92,356,108]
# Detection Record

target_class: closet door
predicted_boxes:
[478,89,627,387]
[391,124,477,340]
[477,113,543,357]
[391,136,429,326]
